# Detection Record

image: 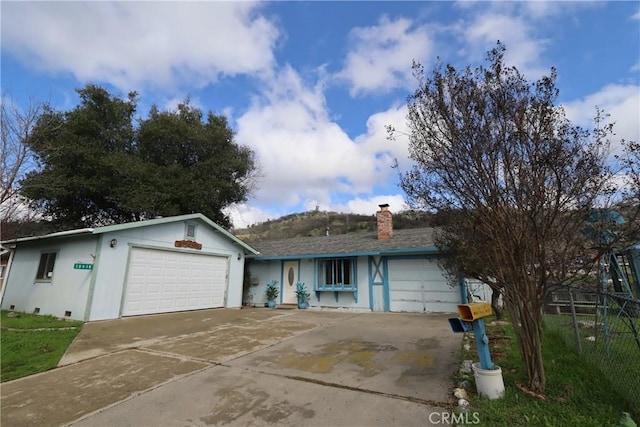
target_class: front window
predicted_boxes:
[36,252,57,281]
[317,258,356,288]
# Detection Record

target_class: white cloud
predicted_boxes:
[459,12,550,79]
[1,2,279,92]
[456,1,601,21]
[233,65,412,227]
[562,84,640,154]
[355,103,412,173]
[453,1,609,79]
[161,96,204,114]
[224,203,276,230]
[337,16,434,96]
[332,194,408,215]
[520,1,602,20]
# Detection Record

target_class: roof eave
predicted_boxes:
[1,228,94,245]
[92,213,259,255]
[250,245,442,261]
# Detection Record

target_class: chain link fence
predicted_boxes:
[544,285,640,412]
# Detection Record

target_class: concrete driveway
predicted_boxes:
[1,308,462,427]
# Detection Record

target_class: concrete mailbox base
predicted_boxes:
[472,362,505,399]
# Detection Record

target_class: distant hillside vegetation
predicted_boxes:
[235,209,433,241]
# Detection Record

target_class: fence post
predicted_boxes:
[600,255,612,359]
[568,287,582,353]
[552,292,561,315]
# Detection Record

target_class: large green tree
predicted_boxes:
[21,85,257,229]
[22,85,138,228]
[393,44,624,394]
[132,101,257,226]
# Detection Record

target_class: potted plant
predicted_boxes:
[266,280,279,308]
[295,282,310,309]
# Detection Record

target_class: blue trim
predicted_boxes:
[382,257,390,312]
[371,256,384,281]
[314,257,358,303]
[368,256,374,310]
[279,262,284,304]
[368,256,385,311]
[313,259,320,303]
[354,261,358,303]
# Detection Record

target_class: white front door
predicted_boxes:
[282,260,299,304]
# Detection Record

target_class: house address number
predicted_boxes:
[74,263,94,270]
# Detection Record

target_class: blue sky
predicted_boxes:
[2,1,639,228]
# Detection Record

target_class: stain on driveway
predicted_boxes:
[230,313,458,403]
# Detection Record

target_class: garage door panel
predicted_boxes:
[422,289,459,299]
[160,299,175,309]
[388,258,458,313]
[127,302,142,312]
[123,248,228,317]
[393,290,423,300]
[143,301,158,310]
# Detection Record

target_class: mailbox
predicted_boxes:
[457,302,493,321]
[448,318,473,333]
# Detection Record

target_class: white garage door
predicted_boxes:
[122,248,228,316]
[388,258,459,313]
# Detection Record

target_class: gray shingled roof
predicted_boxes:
[248,228,440,259]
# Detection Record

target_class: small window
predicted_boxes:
[36,252,57,281]
[185,224,197,241]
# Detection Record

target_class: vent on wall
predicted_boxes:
[34,307,40,314]
[65,311,72,317]
[9,305,15,310]
[186,224,196,240]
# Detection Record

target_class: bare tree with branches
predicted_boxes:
[1,95,44,223]
[393,43,625,394]
[620,140,640,205]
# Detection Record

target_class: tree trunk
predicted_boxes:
[491,287,503,320]
[505,287,546,394]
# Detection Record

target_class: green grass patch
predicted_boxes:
[1,310,83,382]
[460,318,638,426]
[544,313,640,414]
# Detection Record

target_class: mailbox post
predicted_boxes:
[456,303,493,370]
[449,302,505,399]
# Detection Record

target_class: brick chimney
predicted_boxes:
[376,204,393,240]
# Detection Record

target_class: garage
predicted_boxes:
[388,258,458,313]
[122,247,229,316]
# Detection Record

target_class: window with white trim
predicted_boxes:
[36,252,57,281]
[317,258,356,290]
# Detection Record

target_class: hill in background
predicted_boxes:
[234,209,433,241]
[2,209,433,242]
